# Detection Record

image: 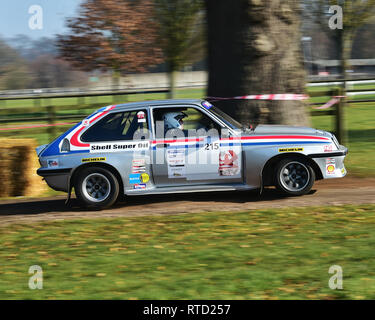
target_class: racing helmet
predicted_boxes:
[163,112,187,130]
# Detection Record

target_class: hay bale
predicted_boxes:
[0,139,47,198]
[0,145,12,197]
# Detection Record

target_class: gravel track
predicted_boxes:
[0,177,374,226]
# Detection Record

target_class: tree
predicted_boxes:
[205,0,309,126]
[154,0,204,98]
[57,0,163,90]
[6,35,58,61]
[0,39,33,90]
[352,23,375,59]
[29,55,87,88]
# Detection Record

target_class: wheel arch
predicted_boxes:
[261,153,323,186]
[70,162,124,194]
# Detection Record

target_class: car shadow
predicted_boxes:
[0,188,318,217]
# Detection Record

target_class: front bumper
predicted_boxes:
[308,146,348,179]
[37,168,71,192]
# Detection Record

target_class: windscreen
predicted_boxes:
[207,105,243,130]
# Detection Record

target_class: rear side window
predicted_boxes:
[81,110,149,142]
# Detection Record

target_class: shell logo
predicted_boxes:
[327,165,335,173]
[140,173,150,183]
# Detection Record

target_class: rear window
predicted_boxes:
[81,110,149,142]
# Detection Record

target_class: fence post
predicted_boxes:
[78,96,85,106]
[33,98,41,109]
[47,105,56,141]
[334,87,347,145]
[112,93,117,104]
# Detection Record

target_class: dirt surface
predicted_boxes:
[0,177,374,226]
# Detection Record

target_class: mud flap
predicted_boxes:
[259,174,264,195]
[65,177,73,205]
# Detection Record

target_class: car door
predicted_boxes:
[150,105,243,187]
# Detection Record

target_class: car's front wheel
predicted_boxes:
[75,166,119,209]
[275,158,315,196]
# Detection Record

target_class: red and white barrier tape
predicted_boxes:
[206,93,346,110]
[207,94,309,101]
[313,98,340,110]
[312,96,346,110]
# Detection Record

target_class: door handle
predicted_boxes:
[155,143,169,148]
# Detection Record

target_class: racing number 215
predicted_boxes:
[204,142,219,150]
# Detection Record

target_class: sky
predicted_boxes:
[0,0,83,40]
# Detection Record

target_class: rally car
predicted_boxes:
[36,99,348,209]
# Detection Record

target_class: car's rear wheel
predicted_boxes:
[75,166,119,209]
[275,158,315,196]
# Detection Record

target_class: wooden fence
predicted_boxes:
[1,86,375,145]
[310,87,375,145]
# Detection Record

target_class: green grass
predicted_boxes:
[0,204,374,299]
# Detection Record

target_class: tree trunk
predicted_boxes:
[168,70,177,99]
[206,0,309,126]
[339,30,354,92]
[111,69,120,91]
[336,29,352,146]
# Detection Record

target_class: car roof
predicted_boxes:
[108,99,205,112]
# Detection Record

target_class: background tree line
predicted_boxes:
[0,36,87,90]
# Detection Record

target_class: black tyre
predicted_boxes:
[275,158,315,196]
[75,166,119,209]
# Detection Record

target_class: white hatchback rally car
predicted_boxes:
[36,99,348,209]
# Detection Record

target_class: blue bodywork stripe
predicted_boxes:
[152,140,328,150]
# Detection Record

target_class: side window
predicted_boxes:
[81,110,149,142]
[153,107,222,138]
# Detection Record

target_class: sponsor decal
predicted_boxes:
[129,173,150,184]
[47,159,59,168]
[326,158,336,174]
[324,145,333,152]
[326,164,335,174]
[167,149,185,166]
[132,158,146,174]
[81,157,106,163]
[137,111,146,123]
[90,141,149,153]
[279,147,304,153]
[341,167,346,175]
[167,148,186,178]
[169,166,186,178]
[82,119,90,127]
[202,101,213,109]
[133,183,146,190]
[219,150,239,176]
[129,173,141,184]
[140,173,150,183]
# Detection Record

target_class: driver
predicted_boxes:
[163,112,187,133]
